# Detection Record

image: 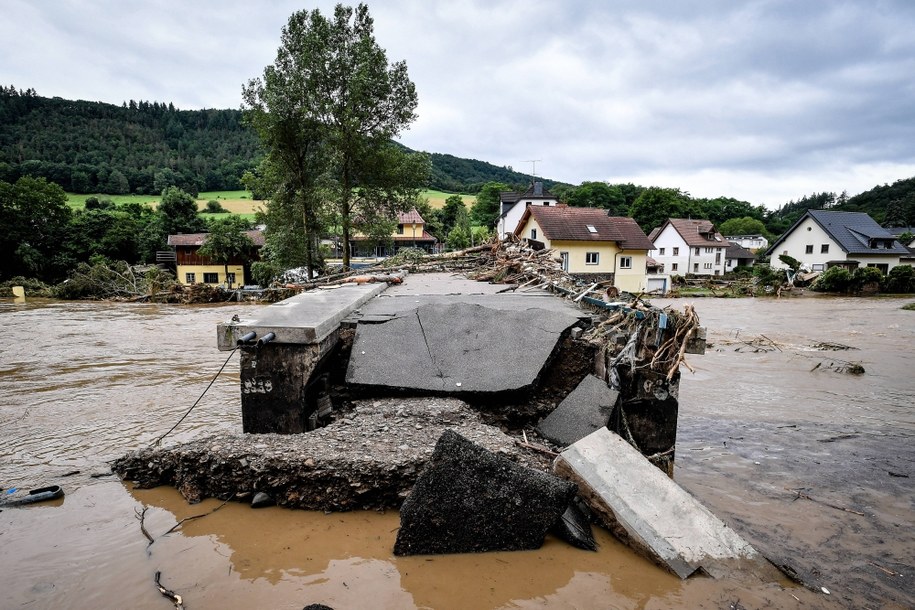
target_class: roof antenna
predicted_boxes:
[522,159,542,184]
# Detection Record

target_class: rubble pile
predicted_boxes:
[114,398,547,510]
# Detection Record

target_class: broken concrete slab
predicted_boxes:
[393,430,577,556]
[553,428,765,579]
[537,374,618,447]
[217,282,387,349]
[346,301,580,394]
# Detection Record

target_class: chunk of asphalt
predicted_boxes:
[393,430,577,556]
[346,302,579,393]
[537,374,618,447]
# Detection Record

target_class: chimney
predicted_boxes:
[533,181,543,196]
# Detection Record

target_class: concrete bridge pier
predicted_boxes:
[217,283,388,434]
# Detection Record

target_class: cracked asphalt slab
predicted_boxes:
[345,301,580,393]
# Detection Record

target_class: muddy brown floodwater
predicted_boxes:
[1,294,912,609]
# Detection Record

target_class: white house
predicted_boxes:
[767,210,908,274]
[724,234,769,251]
[725,242,756,271]
[649,218,728,277]
[497,182,559,238]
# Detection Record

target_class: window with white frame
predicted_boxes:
[530,228,537,240]
[659,247,665,255]
[586,252,599,265]
[185,272,196,284]
[672,247,679,255]
[821,244,829,253]
[203,272,219,284]
[671,263,678,271]
[226,272,236,285]
[619,256,632,269]
[694,247,700,255]
[704,262,712,269]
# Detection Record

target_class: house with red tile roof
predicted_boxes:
[167,229,265,287]
[649,218,727,277]
[514,205,661,293]
[350,208,437,258]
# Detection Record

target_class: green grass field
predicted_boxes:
[422,190,476,209]
[66,189,473,214]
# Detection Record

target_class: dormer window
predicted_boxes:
[586,225,597,233]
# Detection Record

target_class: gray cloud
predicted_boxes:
[2,0,914,207]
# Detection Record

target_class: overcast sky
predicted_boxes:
[3,0,914,208]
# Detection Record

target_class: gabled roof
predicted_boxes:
[168,230,265,247]
[655,218,726,247]
[608,216,655,250]
[768,210,909,256]
[499,182,557,220]
[514,206,653,250]
[397,208,425,224]
[725,242,755,260]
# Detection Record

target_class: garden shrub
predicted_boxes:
[812,266,852,292]
[884,265,915,293]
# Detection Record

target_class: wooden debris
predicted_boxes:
[154,571,185,610]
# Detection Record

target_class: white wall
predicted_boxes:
[769,217,841,271]
[651,225,726,276]
[499,197,558,238]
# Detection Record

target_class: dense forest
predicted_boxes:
[0,88,564,196]
[0,87,260,195]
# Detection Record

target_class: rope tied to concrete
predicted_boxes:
[150,346,239,447]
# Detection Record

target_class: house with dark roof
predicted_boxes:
[350,208,437,258]
[725,242,756,271]
[649,219,728,277]
[513,205,660,293]
[887,227,915,248]
[497,182,559,238]
[167,229,265,287]
[766,210,909,274]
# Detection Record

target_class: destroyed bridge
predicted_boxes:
[115,241,777,581]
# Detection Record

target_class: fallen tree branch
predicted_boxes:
[162,494,235,536]
[787,488,866,516]
[135,507,154,547]
[154,571,185,609]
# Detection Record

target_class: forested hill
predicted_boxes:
[0,87,260,195]
[0,88,560,196]
[762,177,915,235]
[425,151,564,193]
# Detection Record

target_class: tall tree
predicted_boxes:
[440,194,467,236]
[198,216,254,288]
[0,176,72,281]
[471,181,508,229]
[245,3,425,271]
[566,181,627,216]
[628,187,696,233]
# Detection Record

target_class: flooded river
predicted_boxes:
[1,295,912,609]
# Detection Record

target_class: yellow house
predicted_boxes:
[351,208,437,257]
[514,205,654,293]
[167,230,264,287]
